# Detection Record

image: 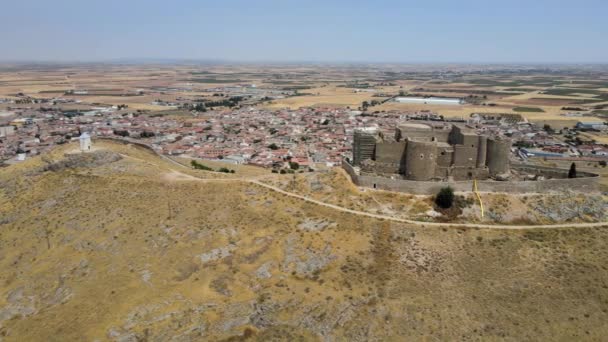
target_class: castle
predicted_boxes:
[352,123,511,181]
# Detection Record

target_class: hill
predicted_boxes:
[1,141,608,341]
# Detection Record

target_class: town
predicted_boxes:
[1,97,607,174]
[3,0,608,339]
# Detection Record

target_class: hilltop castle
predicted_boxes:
[353,123,511,181]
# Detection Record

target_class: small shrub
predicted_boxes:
[568,162,577,178]
[190,160,213,171]
[435,186,454,209]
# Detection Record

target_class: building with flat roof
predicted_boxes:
[0,125,16,138]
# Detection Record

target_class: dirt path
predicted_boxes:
[248,180,607,230]
[161,167,607,229]
[122,142,606,230]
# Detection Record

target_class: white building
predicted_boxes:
[224,155,247,164]
[0,125,15,138]
[394,96,463,105]
[79,132,92,151]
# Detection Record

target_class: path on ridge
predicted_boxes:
[108,139,606,230]
[162,165,608,230]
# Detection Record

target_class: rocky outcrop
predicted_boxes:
[42,151,122,172]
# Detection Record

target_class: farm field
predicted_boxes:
[2,64,607,124]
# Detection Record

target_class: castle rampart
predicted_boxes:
[354,122,511,181]
[343,159,599,195]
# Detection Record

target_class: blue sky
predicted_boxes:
[0,0,606,63]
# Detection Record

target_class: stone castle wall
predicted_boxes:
[342,160,599,195]
[404,140,437,180]
[358,124,511,181]
[486,138,510,176]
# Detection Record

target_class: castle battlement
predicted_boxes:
[353,122,511,181]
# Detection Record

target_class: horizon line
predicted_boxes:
[0,59,607,66]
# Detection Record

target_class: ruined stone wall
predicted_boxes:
[342,158,358,180]
[476,136,487,168]
[452,145,478,168]
[368,141,405,174]
[433,131,451,143]
[436,146,453,167]
[434,165,451,179]
[449,167,489,180]
[398,127,450,142]
[353,132,376,166]
[375,141,406,162]
[513,164,597,179]
[370,162,401,174]
[342,160,599,195]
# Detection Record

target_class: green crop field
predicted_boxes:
[513,106,545,112]
[188,78,248,83]
[543,88,605,96]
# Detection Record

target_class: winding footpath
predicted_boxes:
[247,180,608,230]
[165,164,608,230]
[112,138,608,230]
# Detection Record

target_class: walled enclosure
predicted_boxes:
[98,136,600,195]
[353,123,510,181]
[342,160,600,195]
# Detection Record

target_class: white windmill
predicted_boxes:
[79,132,92,152]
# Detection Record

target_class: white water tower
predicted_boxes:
[79,132,92,152]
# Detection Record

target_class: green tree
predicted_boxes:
[194,103,206,112]
[568,162,577,178]
[113,130,129,137]
[190,160,213,171]
[435,186,454,209]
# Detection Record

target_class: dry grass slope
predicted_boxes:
[0,142,608,341]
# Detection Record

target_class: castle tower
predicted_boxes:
[476,135,487,168]
[353,130,377,166]
[404,139,437,181]
[486,137,510,176]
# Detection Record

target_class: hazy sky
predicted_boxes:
[1,0,606,63]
